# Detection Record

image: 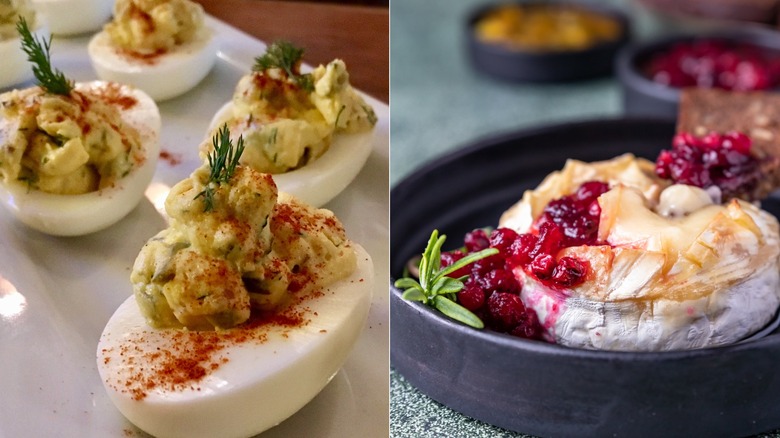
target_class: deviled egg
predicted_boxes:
[97,127,373,437]
[0,21,160,236]
[0,81,160,235]
[207,41,377,207]
[87,0,217,101]
[0,0,38,88]
[32,0,113,36]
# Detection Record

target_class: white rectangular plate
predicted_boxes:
[0,17,389,438]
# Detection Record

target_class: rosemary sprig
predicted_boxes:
[394,230,498,329]
[253,40,314,92]
[16,17,73,96]
[194,124,245,212]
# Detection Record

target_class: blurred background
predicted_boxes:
[390,0,780,436]
[390,0,780,186]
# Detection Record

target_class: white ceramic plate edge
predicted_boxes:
[0,14,389,438]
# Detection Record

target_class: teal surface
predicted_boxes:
[389,0,780,436]
[390,0,623,188]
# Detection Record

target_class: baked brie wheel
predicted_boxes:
[500,154,780,351]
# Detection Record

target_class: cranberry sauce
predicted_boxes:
[655,131,761,200]
[644,39,780,91]
[440,181,610,339]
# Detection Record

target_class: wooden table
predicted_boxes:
[193,0,389,103]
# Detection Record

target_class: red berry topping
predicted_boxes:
[464,228,490,252]
[533,221,565,258]
[441,250,470,278]
[509,233,538,266]
[574,181,610,204]
[437,181,609,339]
[488,227,519,257]
[722,131,751,154]
[457,280,485,312]
[509,310,542,340]
[645,39,780,91]
[472,252,505,276]
[536,181,607,247]
[655,131,761,200]
[551,256,590,287]
[529,253,557,280]
[487,292,527,332]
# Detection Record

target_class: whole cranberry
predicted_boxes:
[672,132,696,148]
[698,132,721,150]
[563,215,598,247]
[574,181,609,205]
[478,269,520,295]
[487,292,526,332]
[551,257,589,287]
[510,309,542,340]
[529,254,556,280]
[544,198,578,220]
[670,161,712,187]
[655,150,674,178]
[489,228,519,257]
[509,233,538,266]
[441,250,470,278]
[464,228,490,253]
[722,131,751,155]
[674,142,703,161]
[533,222,564,259]
[458,281,485,312]
[471,253,505,276]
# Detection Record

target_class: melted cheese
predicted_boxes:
[500,154,780,350]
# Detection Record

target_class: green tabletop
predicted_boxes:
[389,0,780,436]
[390,0,623,188]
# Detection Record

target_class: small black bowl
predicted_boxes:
[466,1,631,83]
[390,118,780,438]
[616,28,780,120]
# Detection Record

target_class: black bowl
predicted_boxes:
[616,28,780,120]
[466,1,631,83]
[390,118,780,438]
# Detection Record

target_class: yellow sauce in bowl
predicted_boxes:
[475,4,622,52]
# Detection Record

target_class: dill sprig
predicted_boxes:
[253,40,314,92]
[194,124,246,212]
[16,17,73,96]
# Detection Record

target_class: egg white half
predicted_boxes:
[0,81,160,236]
[32,0,113,35]
[97,243,374,438]
[209,102,374,208]
[87,28,218,101]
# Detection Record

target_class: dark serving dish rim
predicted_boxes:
[391,116,780,360]
[390,117,780,436]
[390,283,780,360]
